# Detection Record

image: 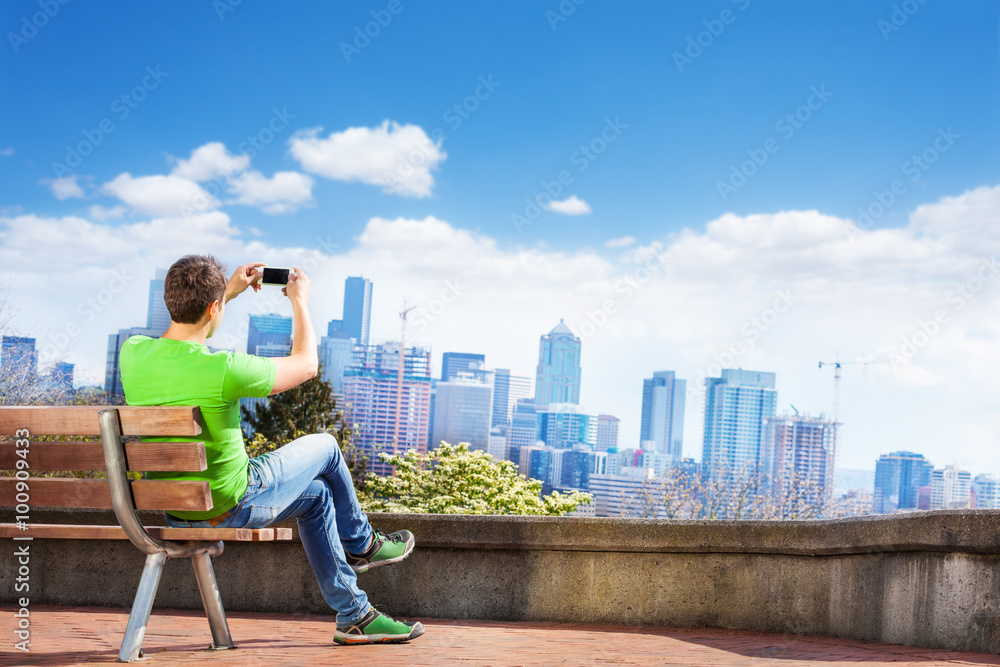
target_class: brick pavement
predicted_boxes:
[3,605,999,666]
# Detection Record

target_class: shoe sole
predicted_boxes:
[351,533,415,573]
[334,622,426,645]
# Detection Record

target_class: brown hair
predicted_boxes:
[164,255,227,324]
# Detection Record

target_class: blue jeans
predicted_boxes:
[164,433,374,624]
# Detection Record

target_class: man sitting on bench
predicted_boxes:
[119,254,424,645]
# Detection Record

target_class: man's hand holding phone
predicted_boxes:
[283,266,311,303]
[224,262,267,303]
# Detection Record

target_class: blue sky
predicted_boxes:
[2,1,1000,475]
[5,1,997,246]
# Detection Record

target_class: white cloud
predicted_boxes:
[43,175,85,200]
[99,142,313,216]
[605,235,636,248]
[3,183,1000,477]
[545,195,591,215]
[171,142,250,182]
[101,173,219,217]
[0,147,14,157]
[288,121,446,198]
[227,170,314,214]
[88,204,127,221]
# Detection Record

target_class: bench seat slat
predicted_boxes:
[0,523,292,541]
[0,477,213,511]
[0,441,207,472]
[0,406,202,437]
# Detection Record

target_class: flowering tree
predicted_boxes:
[363,442,592,516]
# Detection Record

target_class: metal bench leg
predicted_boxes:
[191,552,236,650]
[119,551,167,662]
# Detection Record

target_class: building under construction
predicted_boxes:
[766,413,837,508]
[342,341,432,476]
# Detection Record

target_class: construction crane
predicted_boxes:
[392,302,416,455]
[817,354,887,440]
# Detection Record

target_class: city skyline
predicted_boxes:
[9,268,997,482]
[3,3,998,474]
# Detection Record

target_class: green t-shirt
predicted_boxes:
[119,336,276,520]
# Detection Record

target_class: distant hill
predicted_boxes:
[834,468,874,493]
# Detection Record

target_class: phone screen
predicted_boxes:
[260,267,290,285]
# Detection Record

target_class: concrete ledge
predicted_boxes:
[4,509,1000,654]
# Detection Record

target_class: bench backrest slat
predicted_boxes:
[0,406,202,437]
[0,477,213,511]
[0,441,207,472]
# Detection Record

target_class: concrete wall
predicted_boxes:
[5,509,1000,654]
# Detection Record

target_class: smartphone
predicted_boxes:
[259,267,291,285]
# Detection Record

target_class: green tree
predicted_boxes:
[363,442,591,516]
[242,373,367,491]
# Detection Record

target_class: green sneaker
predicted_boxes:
[346,528,414,573]
[334,607,425,645]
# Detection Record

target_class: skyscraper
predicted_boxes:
[441,352,486,381]
[342,276,373,346]
[491,368,531,428]
[872,451,933,513]
[639,371,686,465]
[240,313,293,437]
[508,398,539,466]
[247,313,293,356]
[535,320,581,408]
[342,341,432,475]
[930,465,971,509]
[105,270,170,397]
[596,414,620,451]
[1,336,38,378]
[431,375,494,451]
[702,369,778,481]
[318,330,356,397]
[766,413,836,506]
[146,268,170,332]
[536,403,597,450]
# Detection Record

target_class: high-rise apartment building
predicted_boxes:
[702,369,777,481]
[589,468,657,517]
[639,370,686,465]
[973,474,1000,509]
[534,320,581,408]
[342,341,432,475]
[596,414,620,451]
[491,368,531,428]
[930,465,971,509]
[872,451,933,513]
[430,374,494,451]
[342,276,373,346]
[766,413,837,505]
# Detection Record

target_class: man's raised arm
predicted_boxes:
[271,266,318,395]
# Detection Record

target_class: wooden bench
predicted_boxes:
[0,405,293,662]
